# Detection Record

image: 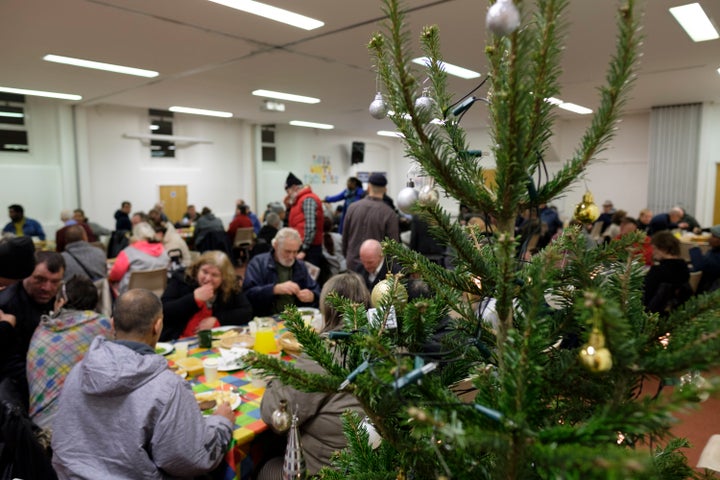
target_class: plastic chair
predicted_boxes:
[128,268,168,297]
[233,228,255,265]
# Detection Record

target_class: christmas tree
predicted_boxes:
[246,0,720,478]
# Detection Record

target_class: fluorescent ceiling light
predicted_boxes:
[0,111,24,119]
[289,120,334,130]
[377,130,405,138]
[669,3,719,42]
[43,54,159,78]
[544,97,592,115]
[717,66,720,75]
[252,89,320,104]
[0,86,81,101]
[149,125,160,130]
[558,102,593,115]
[412,57,481,79]
[208,0,323,30]
[169,106,233,118]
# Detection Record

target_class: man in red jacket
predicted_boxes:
[284,172,325,276]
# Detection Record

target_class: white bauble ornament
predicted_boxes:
[486,0,520,36]
[397,185,419,214]
[370,277,408,308]
[418,184,439,207]
[369,92,388,119]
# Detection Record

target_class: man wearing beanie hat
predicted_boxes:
[283,173,326,276]
[342,172,400,271]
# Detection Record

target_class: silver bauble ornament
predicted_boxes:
[369,92,388,119]
[486,0,520,36]
[414,88,436,117]
[418,184,439,207]
[271,399,291,432]
[397,184,419,214]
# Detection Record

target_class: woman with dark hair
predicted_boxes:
[160,250,253,340]
[643,231,692,314]
[26,275,112,428]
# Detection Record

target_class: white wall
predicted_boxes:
[253,125,404,214]
[76,104,254,228]
[3,99,719,240]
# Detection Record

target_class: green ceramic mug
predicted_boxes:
[198,329,213,349]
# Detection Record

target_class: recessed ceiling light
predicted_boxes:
[169,106,233,118]
[43,54,159,78]
[289,120,334,129]
[669,3,719,42]
[252,89,320,104]
[208,0,324,30]
[377,130,405,138]
[412,57,481,79]
[0,86,81,101]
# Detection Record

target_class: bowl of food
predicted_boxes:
[278,331,302,354]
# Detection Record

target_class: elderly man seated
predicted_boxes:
[355,238,401,292]
[242,227,320,316]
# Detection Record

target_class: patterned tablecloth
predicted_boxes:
[166,325,292,480]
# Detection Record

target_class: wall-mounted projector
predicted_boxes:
[261,100,286,112]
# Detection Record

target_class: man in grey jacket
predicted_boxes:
[52,289,235,479]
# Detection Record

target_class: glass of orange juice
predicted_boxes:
[254,317,278,354]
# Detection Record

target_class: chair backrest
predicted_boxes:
[589,222,604,241]
[94,278,112,316]
[233,227,255,248]
[128,268,168,297]
[689,270,703,293]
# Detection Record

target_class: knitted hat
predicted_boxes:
[368,172,387,187]
[0,236,36,280]
[285,173,303,190]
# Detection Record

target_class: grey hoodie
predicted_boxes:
[52,337,233,479]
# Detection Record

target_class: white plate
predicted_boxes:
[212,325,243,334]
[217,347,249,371]
[194,391,241,411]
[155,342,174,356]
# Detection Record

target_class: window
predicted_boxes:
[261,124,276,162]
[149,109,175,158]
[0,93,29,153]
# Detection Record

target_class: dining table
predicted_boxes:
[163,322,295,480]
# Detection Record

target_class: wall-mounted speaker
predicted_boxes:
[351,141,365,164]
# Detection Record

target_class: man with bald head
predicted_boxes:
[647,206,689,236]
[355,239,401,292]
[53,289,234,478]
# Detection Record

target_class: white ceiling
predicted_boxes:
[2,0,719,135]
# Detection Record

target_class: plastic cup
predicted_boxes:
[174,342,189,358]
[198,329,213,349]
[203,358,219,384]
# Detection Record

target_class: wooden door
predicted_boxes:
[159,185,187,224]
[714,165,720,226]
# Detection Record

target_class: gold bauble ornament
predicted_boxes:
[371,276,408,308]
[579,345,613,372]
[574,190,600,223]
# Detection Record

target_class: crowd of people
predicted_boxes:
[2,180,720,477]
